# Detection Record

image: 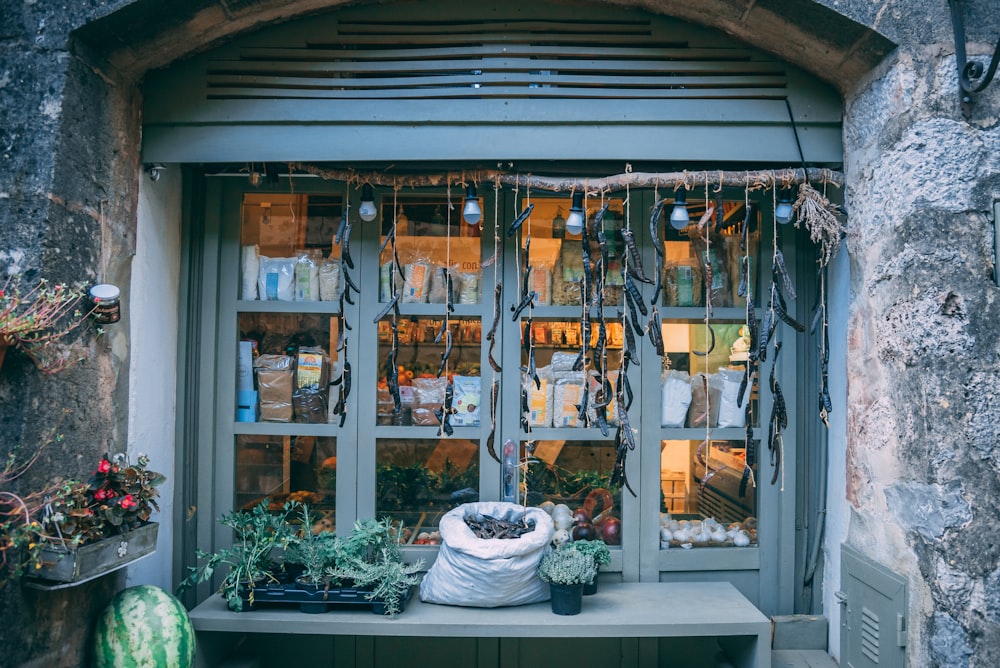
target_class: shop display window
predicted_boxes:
[235,435,337,525]
[661,198,760,308]
[379,195,482,304]
[376,438,480,545]
[522,440,622,546]
[659,438,757,549]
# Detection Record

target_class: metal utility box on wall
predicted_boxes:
[839,544,907,668]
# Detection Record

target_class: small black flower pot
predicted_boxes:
[583,571,599,596]
[549,583,584,615]
[295,577,329,613]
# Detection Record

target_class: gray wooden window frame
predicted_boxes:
[180,174,803,616]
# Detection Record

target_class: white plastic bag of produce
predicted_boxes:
[716,368,747,428]
[661,370,692,427]
[420,502,554,607]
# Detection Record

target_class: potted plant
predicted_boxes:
[0,449,165,587]
[536,545,597,616]
[0,276,95,374]
[327,517,424,617]
[281,503,339,612]
[568,539,611,595]
[177,500,293,611]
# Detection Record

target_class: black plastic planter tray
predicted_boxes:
[243,582,414,615]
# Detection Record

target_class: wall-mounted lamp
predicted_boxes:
[462,184,482,225]
[358,184,378,222]
[948,0,1000,118]
[145,163,165,182]
[669,186,690,229]
[565,191,585,236]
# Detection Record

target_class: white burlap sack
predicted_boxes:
[419,501,554,607]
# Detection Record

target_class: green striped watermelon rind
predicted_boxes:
[93,584,196,668]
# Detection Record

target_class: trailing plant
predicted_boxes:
[178,500,294,611]
[536,545,597,586]
[0,276,95,374]
[327,517,424,617]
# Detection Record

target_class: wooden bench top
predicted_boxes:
[189,581,769,640]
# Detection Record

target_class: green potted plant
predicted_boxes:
[1,446,165,587]
[568,539,611,595]
[177,500,292,611]
[281,503,339,612]
[536,545,597,616]
[327,517,424,617]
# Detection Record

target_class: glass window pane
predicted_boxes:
[376,438,480,544]
[660,320,757,428]
[662,198,760,307]
[376,318,481,427]
[238,313,341,424]
[235,435,337,525]
[523,440,623,546]
[659,438,757,549]
[379,195,482,304]
[518,196,627,306]
[240,194,344,302]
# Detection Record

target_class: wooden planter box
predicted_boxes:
[26,522,158,589]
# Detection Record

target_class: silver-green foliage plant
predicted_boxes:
[537,545,598,586]
[327,517,424,617]
[282,503,339,585]
[177,500,293,611]
[569,539,611,569]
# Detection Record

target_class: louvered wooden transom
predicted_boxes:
[205,17,788,101]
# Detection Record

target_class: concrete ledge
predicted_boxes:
[190,582,770,667]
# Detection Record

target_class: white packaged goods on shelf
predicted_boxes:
[451,375,481,426]
[587,369,619,426]
[318,260,341,301]
[687,372,722,428]
[241,245,260,300]
[402,261,432,303]
[294,253,320,301]
[420,502,554,608]
[456,271,480,304]
[661,370,693,428]
[552,373,585,427]
[716,368,747,428]
[550,351,578,373]
[411,376,448,426]
[525,366,553,427]
[257,256,296,301]
[428,266,449,303]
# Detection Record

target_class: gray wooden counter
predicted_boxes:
[189,581,771,668]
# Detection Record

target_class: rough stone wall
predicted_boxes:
[841,21,1000,668]
[0,2,139,666]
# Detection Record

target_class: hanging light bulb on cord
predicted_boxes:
[775,188,795,224]
[669,186,690,229]
[565,191,585,236]
[463,184,482,225]
[358,183,378,222]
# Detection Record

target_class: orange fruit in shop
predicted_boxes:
[321,456,337,470]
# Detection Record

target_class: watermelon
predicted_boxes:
[93,585,196,668]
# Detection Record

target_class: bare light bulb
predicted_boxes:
[670,186,690,229]
[565,191,585,236]
[359,184,377,222]
[463,184,482,225]
[775,188,794,225]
